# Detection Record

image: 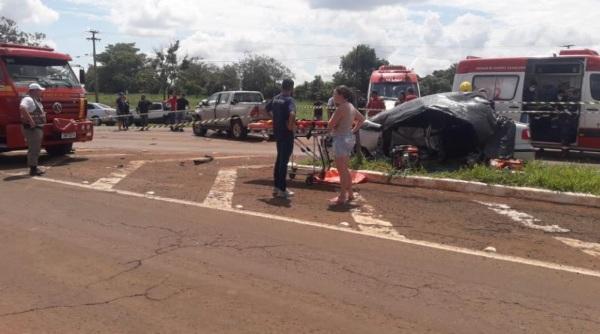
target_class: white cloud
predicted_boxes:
[48,0,600,82]
[0,0,59,24]
[306,0,412,11]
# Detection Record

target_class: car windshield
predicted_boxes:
[371,83,418,100]
[96,103,112,109]
[2,56,80,88]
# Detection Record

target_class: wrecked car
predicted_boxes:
[359,92,535,161]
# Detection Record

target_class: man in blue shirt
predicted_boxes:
[267,79,296,199]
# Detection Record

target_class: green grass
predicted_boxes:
[427,161,600,195]
[301,156,600,195]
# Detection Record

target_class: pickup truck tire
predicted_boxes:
[193,120,208,137]
[230,119,248,140]
[46,143,73,156]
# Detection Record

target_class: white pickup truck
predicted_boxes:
[192,90,271,139]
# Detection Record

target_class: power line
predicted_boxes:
[87,30,101,103]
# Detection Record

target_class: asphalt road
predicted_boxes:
[0,127,599,333]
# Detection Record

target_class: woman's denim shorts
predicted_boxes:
[332,133,355,157]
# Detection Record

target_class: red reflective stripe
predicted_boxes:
[456,58,528,74]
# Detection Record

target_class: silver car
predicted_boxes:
[87,102,116,126]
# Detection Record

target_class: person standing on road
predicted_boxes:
[395,91,406,107]
[116,92,127,131]
[326,96,336,120]
[328,85,365,205]
[267,78,296,199]
[19,83,47,176]
[366,90,385,117]
[313,97,323,121]
[122,95,131,130]
[404,87,418,102]
[176,94,190,132]
[137,95,152,131]
[166,92,178,132]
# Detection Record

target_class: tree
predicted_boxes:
[419,64,456,96]
[238,54,294,98]
[152,40,191,98]
[332,44,388,94]
[94,43,147,93]
[0,16,46,46]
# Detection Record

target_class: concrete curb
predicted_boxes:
[290,164,600,209]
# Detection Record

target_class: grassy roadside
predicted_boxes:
[302,156,600,196]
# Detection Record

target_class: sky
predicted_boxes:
[1,0,599,83]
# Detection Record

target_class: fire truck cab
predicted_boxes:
[0,43,93,156]
[453,49,600,152]
[367,65,420,110]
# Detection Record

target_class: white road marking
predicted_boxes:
[475,201,570,233]
[203,168,237,208]
[351,194,406,239]
[90,160,146,190]
[4,170,600,279]
[555,237,600,258]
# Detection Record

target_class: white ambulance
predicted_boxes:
[453,49,600,152]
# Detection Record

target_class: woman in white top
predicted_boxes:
[328,85,365,205]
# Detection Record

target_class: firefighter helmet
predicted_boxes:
[459,81,473,93]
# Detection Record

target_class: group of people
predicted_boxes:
[113,92,191,132]
[365,87,418,117]
[269,79,365,205]
[165,93,190,132]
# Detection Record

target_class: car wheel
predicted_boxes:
[46,143,73,156]
[230,119,248,140]
[193,118,208,137]
[91,116,101,126]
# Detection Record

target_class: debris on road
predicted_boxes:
[484,246,497,253]
[193,155,215,165]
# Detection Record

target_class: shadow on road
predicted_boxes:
[259,198,292,208]
[3,174,31,182]
[244,178,338,193]
[0,153,89,172]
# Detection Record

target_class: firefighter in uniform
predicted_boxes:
[19,83,47,176]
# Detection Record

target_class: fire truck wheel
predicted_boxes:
[46,143,73,156]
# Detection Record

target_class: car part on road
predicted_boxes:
[392,145,420,170]
[193,155,215,165]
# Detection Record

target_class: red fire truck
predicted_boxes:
[0,43,93,155]
[367,65,420,110]
[453,49,600,152]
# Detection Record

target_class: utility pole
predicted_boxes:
[87,30,100,102]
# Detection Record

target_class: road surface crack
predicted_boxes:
[0,279,190,318]
[341,266,421,298]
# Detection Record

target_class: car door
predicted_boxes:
[579,72,600,149]
[215,92,231,127]
[200,93,219,125]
